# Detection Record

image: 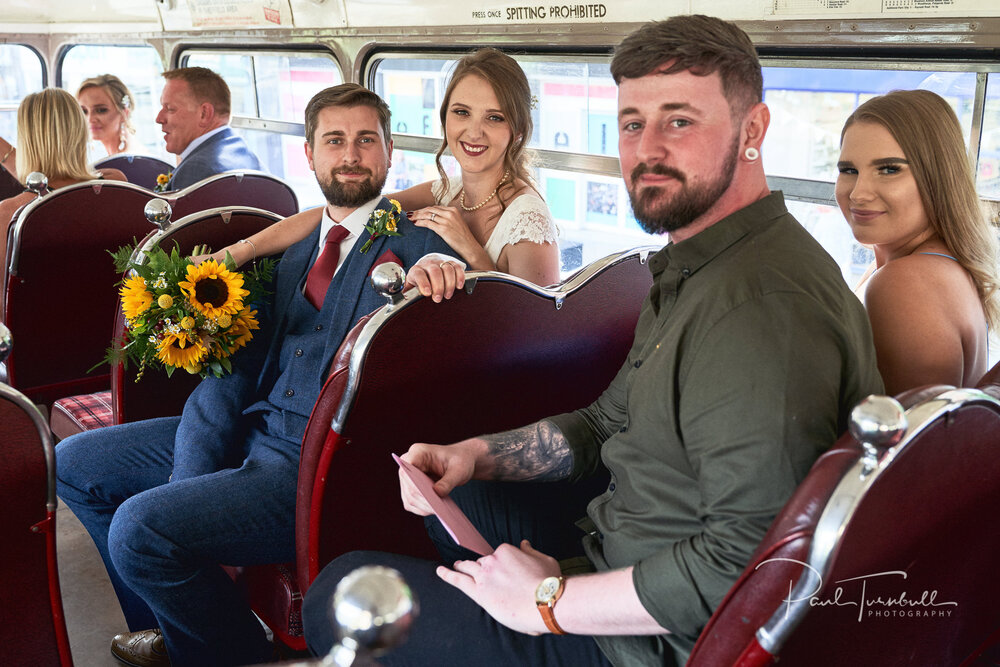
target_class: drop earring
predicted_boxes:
[744,147,759,161]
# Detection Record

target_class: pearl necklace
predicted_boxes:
[460,169,510,212]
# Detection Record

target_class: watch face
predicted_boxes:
[536,576,561,603]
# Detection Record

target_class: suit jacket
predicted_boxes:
[172,197,454,477]
[169,127,263,190]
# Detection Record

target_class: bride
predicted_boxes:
[207,48,560,286]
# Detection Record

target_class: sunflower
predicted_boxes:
[120,275,154,321]
[226,307,260,355]
[155,332,207,369]
[178,260,249,319]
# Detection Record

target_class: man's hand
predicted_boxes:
[404,255,466,303]
[399,440,482,515]
[437,539,560,635]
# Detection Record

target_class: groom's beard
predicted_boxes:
[318,166,387,207]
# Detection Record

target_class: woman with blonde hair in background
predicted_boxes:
[206,48,560,286]
[836,88,999,394]
[0,88,126,262]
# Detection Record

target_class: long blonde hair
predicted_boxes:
[16,88,99,183]
[435,48,538,216]
[842,89,1000,330]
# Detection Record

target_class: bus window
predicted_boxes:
[761,67,976,183]
[60,44,166,160]
[182,50,343,210]
[0,44,45,151]
[979,74,1000,200]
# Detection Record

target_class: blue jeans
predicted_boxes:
[56,416,299,666]
[302,478,613,666]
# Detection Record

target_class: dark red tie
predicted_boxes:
[304,224,351,309]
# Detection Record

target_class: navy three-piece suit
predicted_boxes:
[169,127,263,191]
[56,199,453,666]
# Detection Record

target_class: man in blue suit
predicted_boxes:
[57,83,455,667]
[157,67,263,190]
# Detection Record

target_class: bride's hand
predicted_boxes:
[408,206,492,270]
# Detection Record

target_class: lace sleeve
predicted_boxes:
[496,197,558,247]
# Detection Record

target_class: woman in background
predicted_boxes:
[207,48,560,286]
[0,88,126,262]
[77,74,146,158]
[836,89,999,393]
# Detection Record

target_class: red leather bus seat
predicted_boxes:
[232,246,658,650]
[689,382,1000,666]
[0,381,73,666]
[49,206,283,439]
[169,171,299,219]
[92,154,174,191]
[2,180,157,406]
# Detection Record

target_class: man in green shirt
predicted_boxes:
[303,15,883,666]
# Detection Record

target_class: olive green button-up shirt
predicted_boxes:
[550,192,883,666]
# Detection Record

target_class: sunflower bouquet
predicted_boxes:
[106,243,275,380]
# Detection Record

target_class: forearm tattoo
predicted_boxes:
[484,420,573,481]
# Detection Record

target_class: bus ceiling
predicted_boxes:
[2,0,1000,42]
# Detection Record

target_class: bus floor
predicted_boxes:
[56,501,309,666]
[56,498,128,667]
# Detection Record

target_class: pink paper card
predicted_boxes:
[393,454,494,556]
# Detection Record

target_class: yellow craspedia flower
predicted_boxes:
[184,362,203,375]
[155,332,207,368]
[120,275,154,320]
[217,313,233,328]
[180,316,195,330]
[158,294,174,309]
[178,259,249,319]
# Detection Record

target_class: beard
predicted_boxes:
[627,134,740,235]
[317,165,387,207]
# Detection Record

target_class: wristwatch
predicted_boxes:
[535,575,567,635]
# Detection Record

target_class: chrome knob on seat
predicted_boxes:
[324,565,418,667]
[0,321,11,364]
[371,262,406,306]
[144,198,173,231]
[25,172,49,196]
[849,394,907,471]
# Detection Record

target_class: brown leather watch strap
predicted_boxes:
[538,602,567,635]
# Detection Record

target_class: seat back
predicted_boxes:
[111,206,284,424]
[92,154,174,190]
[689,387,1000,666]
[0,165,22,201]
[168,171,299,219]
[2,180,159,404]
[295,247,658,592]
[0,381,73,666]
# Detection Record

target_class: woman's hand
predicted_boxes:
[409,205,493,271]
[190,250,229,266]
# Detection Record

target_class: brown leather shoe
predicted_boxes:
[110,628,171,667]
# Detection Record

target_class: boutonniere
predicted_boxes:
[359,199,403,254]
[154,172,172,193]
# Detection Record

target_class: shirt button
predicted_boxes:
[633,359,642,368]
[314,324,323,331]
[681,267,691,277]
[285,389,295,397]
[619,426,627,433]
[295,349,304,357]
[609,482,616,492]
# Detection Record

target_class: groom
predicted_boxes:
[56,83,454,667]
